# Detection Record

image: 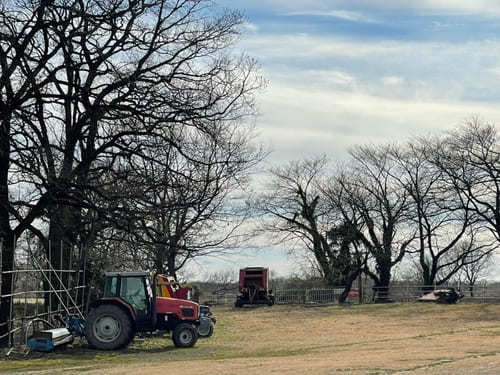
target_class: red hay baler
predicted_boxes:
[235,267,275,307]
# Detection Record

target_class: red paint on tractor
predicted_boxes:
[156,296,199,319]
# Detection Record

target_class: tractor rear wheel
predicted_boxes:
[172,323,198,348]
[85,304,134,350]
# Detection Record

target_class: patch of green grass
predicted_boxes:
[0,307,248,373]
[0,346,139,373]
[4,303,500,374]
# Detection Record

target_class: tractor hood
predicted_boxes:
[156,296,199,319]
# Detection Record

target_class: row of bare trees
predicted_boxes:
[256,119,499,302]
[0,0,265,344]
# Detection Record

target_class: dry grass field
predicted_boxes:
[3,302,500,374]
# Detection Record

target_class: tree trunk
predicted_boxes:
[338,278,355,304]
[166,247,177,279]
[374,258,392,303]
[155,245,166,274]
[45,205,79,312]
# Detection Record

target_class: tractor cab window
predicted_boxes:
[120,276,148,316]
[104,276,118,297]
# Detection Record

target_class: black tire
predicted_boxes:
[85,304,134,350]
[205,323,214,337]
[199,322,214,338]
[172,323,198,348]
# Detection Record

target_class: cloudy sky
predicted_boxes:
[193,0,500,280]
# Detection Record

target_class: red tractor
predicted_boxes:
[85,271,211,350]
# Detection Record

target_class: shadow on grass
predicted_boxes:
[0,335,207,373]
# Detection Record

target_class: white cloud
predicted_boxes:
[322,0,500,17]
[246,34,412,60]
[406,0,500,16]
[242,33,500,104]
[489,66,500,78]
[242,33,500,162]
[285,9,378,23]
[246,33,500,62]
[257,82,500,163]
[242,21,259,33]
[220,0,500,18]
[381,76,404,86]
[301,70,356,87]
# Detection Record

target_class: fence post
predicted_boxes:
[484,281,487,304]
[0,239,3,345]
[60,240,63,314]
[22,266,28,346]
[8,240,15,348]
[0,238,2,323]
[75,245,81,312]
[48,240,52,322]
[82,246,87,313]
[33,250,39,318]
[68,247,73,313]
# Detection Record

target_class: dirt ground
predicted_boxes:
[4,303,500,374]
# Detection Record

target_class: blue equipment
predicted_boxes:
[27,328,74,352]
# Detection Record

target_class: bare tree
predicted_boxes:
[116,123,266,277]
[387,139,495,288]
[204,269,238,295]
[454,241,495,297]
[331,145,415,301]
[0,0,73,343]
[255,157,367,303]
[0,0,263,343]
[431,118,500,242]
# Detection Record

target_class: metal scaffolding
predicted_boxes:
[0,240,87,351]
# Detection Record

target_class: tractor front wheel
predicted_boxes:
[85,304,134,350]
[204,322,214,338]
[172,323,198,348]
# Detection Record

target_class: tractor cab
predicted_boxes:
[102,272,155,331]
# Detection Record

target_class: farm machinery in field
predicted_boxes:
[156,274,216,337]
[28,271,215,351]
[235,267,275,307]
[417,287,464,304]
[156,274,192,300]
